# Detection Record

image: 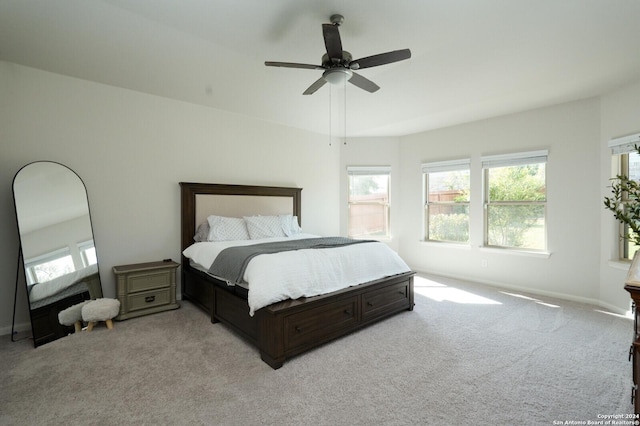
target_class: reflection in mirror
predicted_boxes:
[13,161,102,347]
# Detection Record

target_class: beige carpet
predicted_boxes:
[0,273,633,425]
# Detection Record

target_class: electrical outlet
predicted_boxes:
[481,259,488,267]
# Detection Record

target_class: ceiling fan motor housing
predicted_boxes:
[322,51,352,67]
[321,51,354,84]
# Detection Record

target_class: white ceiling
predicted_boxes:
[1,0,639,137]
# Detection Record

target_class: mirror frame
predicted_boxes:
[12,161,102,347]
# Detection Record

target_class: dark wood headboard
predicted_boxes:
[179,183,302,254]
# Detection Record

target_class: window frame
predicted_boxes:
[481,150,548,251]
[347,166,391,240]
[613,152,640,260]
[608,134,640,261]
[78,239,97,267]
[422,158,471,244]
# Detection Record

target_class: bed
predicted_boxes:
[180,182,415,369]
[28,264,101,309]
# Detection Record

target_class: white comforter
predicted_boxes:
[182,234,411,315]
[29,263,99,303]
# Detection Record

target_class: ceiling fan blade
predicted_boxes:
[350,49,411,70]
[303,77,328,95]
[322,24,343,61]
[265,61,324,70]
[348,72,380,93]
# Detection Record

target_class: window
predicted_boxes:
[618,151,640,260]
[78,240,97,267]
[347,166,390,239]
[608,135,640,260]
[482,150,547,251]
[24,248,74,285]
[422,159,470,243]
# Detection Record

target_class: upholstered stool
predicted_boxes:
[81,298,120,332]
[58,301,91,333]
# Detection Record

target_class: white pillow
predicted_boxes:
[280,214,301,237]
[244,215,286,239]
[206,215,250,241]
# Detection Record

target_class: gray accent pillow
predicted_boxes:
[193,221,210,242]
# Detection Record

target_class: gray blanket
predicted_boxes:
[209,237,375,284]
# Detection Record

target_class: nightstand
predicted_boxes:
[113,260,180,320]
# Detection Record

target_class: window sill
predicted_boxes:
[608,259,631,271]
[351,236,392,243]
[419,240,471,250]
[479,246,551,259]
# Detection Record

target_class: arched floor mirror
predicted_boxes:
[13,161,103,347]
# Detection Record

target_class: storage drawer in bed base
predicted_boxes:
[183,265,415,369]
[259,273,414,368]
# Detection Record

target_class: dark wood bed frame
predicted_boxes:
[180,182,415,369]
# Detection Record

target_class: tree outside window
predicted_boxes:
[484,155,547,251]
[424,162,470,243]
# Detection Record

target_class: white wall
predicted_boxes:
[396,99,604,306]
[0,61,341,334]
[599,80,640,312]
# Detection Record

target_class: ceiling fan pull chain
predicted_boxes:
[344,80,347,145]
[329,87,332,146]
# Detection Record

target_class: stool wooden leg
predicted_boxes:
[106,319,114,330]
[86,322,95,332]
[74,321,82,333]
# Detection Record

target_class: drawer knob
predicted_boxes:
[367,301,374,307]
[344,309,352,315]
[145,295,156,303]
[295,326,302,333]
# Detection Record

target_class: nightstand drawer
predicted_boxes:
[128,271,171,293]
[128,288,170,312]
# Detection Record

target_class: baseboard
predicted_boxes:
[0,321,31,338]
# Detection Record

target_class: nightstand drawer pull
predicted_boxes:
[127,288,170,312]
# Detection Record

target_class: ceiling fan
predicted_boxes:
[265,14,411,95]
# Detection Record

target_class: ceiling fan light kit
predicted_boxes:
[265,14,411,95]
[323,68,352,85]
